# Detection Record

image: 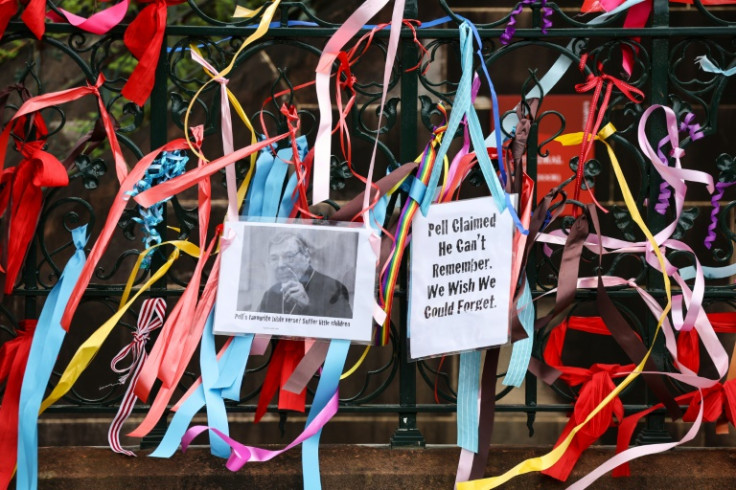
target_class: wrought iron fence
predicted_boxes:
[1,0,735,449]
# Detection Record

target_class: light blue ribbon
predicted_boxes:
[276,136,309,218]
[243,144,277,217]
[456,350,481,453]
[502,280,534,387]
[16,225,88,490]
[150,327,253,458]
[302,339,350,490]
[696,55,736,77]
[419,23,526,234]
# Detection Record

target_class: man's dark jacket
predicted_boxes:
[258,267,352,318]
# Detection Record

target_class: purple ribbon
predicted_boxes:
[501,0,552,45]
[706,181,736,250]
[655,113,704,215]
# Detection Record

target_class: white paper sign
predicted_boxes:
[214,221,376,342]
[409,197,514,359]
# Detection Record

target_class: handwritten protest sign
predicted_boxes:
[409,197,514,359]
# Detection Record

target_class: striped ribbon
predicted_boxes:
[107,298,167,456]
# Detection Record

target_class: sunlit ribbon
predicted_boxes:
[107,297,167,457]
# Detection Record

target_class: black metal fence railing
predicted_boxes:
[1,0,735,449]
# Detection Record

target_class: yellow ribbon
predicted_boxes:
[184,1,281,164]
[39,241,200,413]
[459,123,672,489]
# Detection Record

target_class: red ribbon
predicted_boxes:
[541,316,634,481]
[122,0,185,106]
[613,311,736,477]
[0,319,36,488]
[572,58,645,216]
[254,339,308,423]
[0,0,45,40]
[0,111,69,293]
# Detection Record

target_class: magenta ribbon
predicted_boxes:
[107,297,167,456]
[181,392,338,471]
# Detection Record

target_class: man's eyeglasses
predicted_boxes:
[268,251,305,264]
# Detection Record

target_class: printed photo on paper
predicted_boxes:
[214,220,376,342]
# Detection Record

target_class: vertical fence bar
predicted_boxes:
[140,35,170,449]
[524,117,540,437]
[391,0,425,448]
[637,0,673,445]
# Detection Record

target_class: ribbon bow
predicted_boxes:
[0,113,68,294]
[107,297,166,456]
[0,319,37,488]
[541,316,633,481]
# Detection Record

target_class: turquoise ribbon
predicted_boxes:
[16,225,88,490]
[277,136,309,218]
[502,280,534,387]
[419,23,525,234]
[150,328,253,458]
[302,339,350,490]
[243,143,277,217]
[457,350,481,453]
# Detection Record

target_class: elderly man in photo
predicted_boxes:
[258,232,352,318]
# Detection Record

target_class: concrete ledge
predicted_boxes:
[37,445,736,489]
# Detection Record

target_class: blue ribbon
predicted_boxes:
[16,225,88,490]
[502,280,534,387]
[150,328,253,458]
[696,55,736,77]
[456,350,481,453]
[302,339,350,490]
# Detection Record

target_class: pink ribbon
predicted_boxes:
[181,392,338,471]
[47,0,130,35]
[313,0,404,205]
[107,297,166,456]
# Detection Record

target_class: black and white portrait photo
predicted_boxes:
[241,229,356,318]
[214,220,376,342]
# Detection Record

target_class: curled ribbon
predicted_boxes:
[500,0,552,45]
[107,297,167,457]
[655,112,704,215]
